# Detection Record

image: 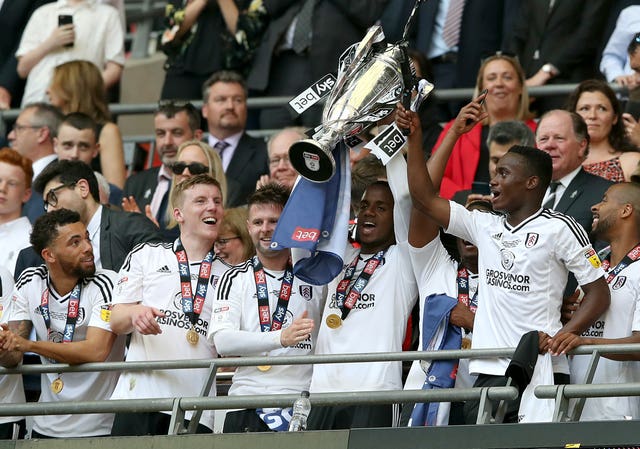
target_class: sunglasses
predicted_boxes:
[171,162,209,175]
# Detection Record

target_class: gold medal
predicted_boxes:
[326,314,342,329]
[257,365,272,372]
[461,337,472,350]
[51,377,64,394]
[186,328,199,345]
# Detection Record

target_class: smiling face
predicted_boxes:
[173,183,223,243]
[45,221,95,279]
[489,152,532,213]
[591,185,623,240]
[268,129,301,191]
[481,58,523,119]
[356,183,395,254]
[575,90,617,146]
[247,202,282,260]
[536,111,588,181]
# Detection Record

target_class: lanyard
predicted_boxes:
[252,256,294,332]
[456,266,477,313]
[174,238,215,326]
[335,250,385,320]
[602,242,640,284]
[40,281,81,343]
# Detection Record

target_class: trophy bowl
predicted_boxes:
[289,36,406,183]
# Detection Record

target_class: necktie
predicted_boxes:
[442,0,465,49]
[292,0,315,53]
[543,181,560,209]
[214,140,230,158]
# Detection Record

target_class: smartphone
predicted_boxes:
[472,181,491,195]
[625,100,640,121]
[466,88,489,126]
[58,14,74,48]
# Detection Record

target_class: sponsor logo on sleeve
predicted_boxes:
[584,248,602,268]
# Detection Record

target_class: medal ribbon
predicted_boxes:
[174,238,215,327]
[601,242,640,284]
[39,280,81,343]
[335,250,385,320]
[456,266,477,313]
[252,256,294,332]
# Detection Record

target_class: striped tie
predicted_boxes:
[214,140,230,157]
[442,0,465,49]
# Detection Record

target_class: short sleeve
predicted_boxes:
[113,245,146,305]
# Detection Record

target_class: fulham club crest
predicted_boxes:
[525,233,539,248]
[612,276,627,290]
[299,285,313,300]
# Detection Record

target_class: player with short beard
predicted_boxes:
[0,208,124,438]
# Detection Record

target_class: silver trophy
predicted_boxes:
[289,0,430,182]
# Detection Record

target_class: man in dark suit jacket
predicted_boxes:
[202,71,268,207]
[14,160,162,279]
[504,0,610,114]
[247,0,388,129]
[0,0,54,109]
[536,110,613,297]
[123,101,203,231]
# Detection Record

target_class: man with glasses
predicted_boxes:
[256,127,304,193]
[7,102,63,223]
[13,160,161,279]
[123,100,203,232]
[202,71,268,207]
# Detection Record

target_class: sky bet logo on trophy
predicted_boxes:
[286,0,433,182]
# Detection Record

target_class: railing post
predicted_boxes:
[569,350,601,421]
[130,0,153,59]
[168,397,186,435]
[185,361,218,434]
[552,385,570,422]
[476,387,493,424]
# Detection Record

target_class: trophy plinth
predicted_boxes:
[289,139,336,183]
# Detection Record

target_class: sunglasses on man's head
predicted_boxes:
[171,162,209,175]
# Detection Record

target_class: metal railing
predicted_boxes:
[2,343,640,434]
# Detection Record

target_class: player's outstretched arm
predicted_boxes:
[110,303,166,335]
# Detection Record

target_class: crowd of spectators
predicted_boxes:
[1,0,640,440]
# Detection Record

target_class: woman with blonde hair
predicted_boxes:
[433,53,536,199]
[47,60,126,188]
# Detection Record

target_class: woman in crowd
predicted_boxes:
[215,207,255,265]
[566,79,640,182]
[433,53,535,199]
[47,60,126,189]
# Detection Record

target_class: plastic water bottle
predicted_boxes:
[288,390,311,431]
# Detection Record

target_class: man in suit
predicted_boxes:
[202,70,268,207]
[504,0,610,114]
[536,110,613,235]
[14,160,162,279]
[122,101,202,231]
[0,0,54,110]
[7,102,63,223]
[247,0,388,129]
[536,110,613,298]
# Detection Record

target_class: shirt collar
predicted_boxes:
[554,165,582,190]
[208,131,243,149]
[87,205,102,239]
[32,155,57,180]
